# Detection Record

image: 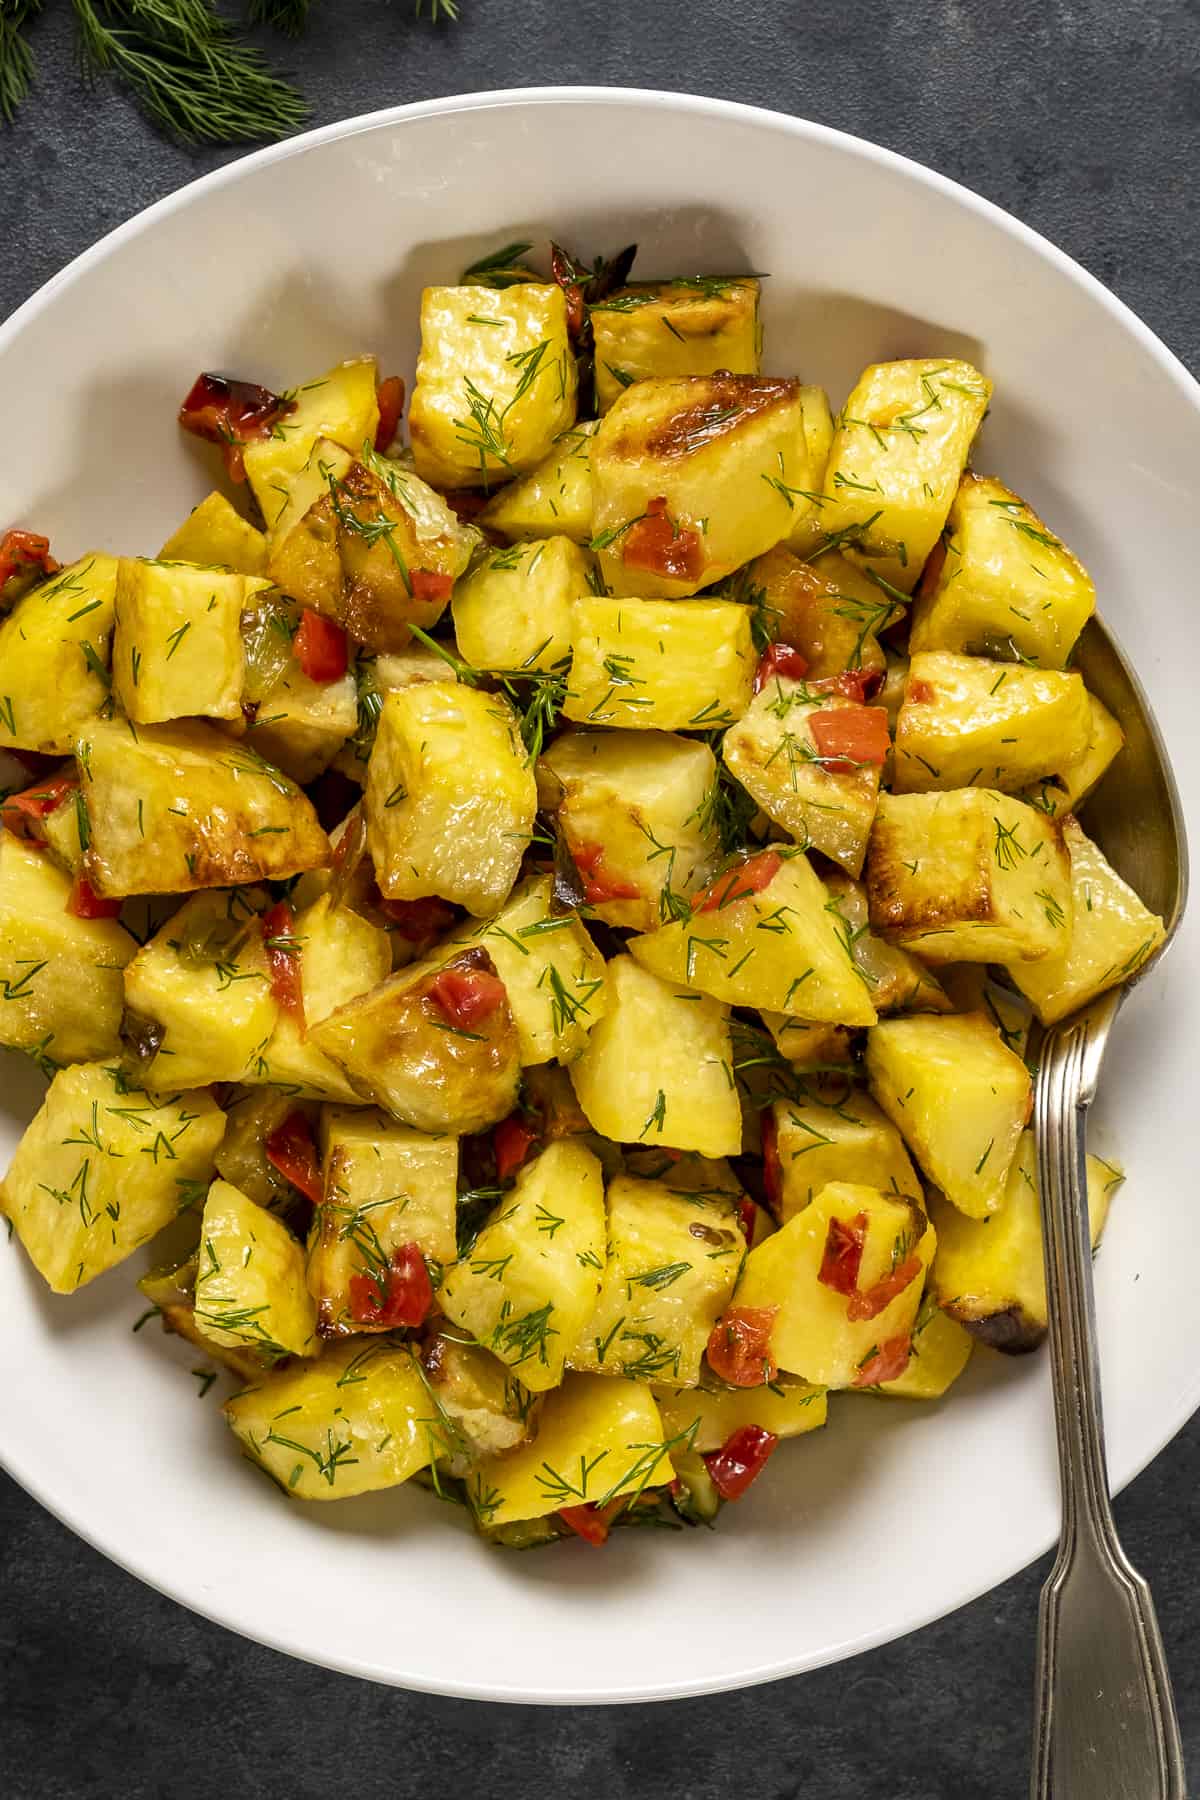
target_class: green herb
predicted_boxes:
[460,240,535,289]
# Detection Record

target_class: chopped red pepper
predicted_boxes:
[177,371,297,482]
[558,1501,618,1546]
[1,769,78,838]
[294,610,348,683]
[374,374,406,452]
[706,1305,778,1388]
[67,873,122,919]
[818,1212,869,1296]
[0,528,59,596]
[426,963,508,1029]
[809,669,883,703]
[376,894,457,942]
[696,849,783,914]
[704,1425,780,1501]
[753,641,810,693]
[550,243,587,338]
[846,1254,923,1323]
[852,1333,913,1387]
[494,1113,537,1182]
[261,899,304,1025]
[761,1109,782,1215]
[265,1110,323,1206]
[621,497,705,583]
[348,1242,434,1329]
[410,568,454,605]
[906,678,936,706]
[571,840,641,904]
[808,707,890,771]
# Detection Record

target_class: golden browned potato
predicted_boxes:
[892,653,1093,793]
[591,277,760,412]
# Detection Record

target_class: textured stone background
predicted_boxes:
[1,3,1198,1795]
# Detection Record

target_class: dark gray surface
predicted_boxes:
[1,3,1198,1795]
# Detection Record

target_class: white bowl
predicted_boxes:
[1,87,1198,1705]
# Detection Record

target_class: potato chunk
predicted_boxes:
[123,886,278,1088]
[158,490,268,576]
[866,788,1072,964]
[538,729,718,931]
[1021,693,1124,820]
[307,945,520,1134]
[657,1376,827,1450]
[365,681,535,916]
[243,356,380,531]
[419,1329,538,1470]
[452,873,607,1065]
[478,422,597,544]
[909,473,1096,666]
[564,595,755,731]
[76,718,329,897]
[893,652,1093,793]
[452,536,592,673]
[568,955,741,1159]
[591,277,760,412]
[440,1140,606,1393]
[722,677,883,875]
[782,386,836,554]
[591,374,806,598]
[818,359,991,593]
[765,1088,921,1223]
[245,892,392,1100]
[467,1373,671,1529]
[308,1106,458,1337]
[569,1173,744,1387]
[269,445,478,653]
[874,1293,974,1398]
[194,1178,317,1360]
[734,1181,933,1387]
[247,664,357,786]
[930,1132,1120,1351]
[0,832,133,1064]
[225,1337,441,1500]
[409,284,577,489]
[0,554,118,754]
[629,850,877,1026]
[866,1013,1032,1218]
[0,1062,224,1293]
[112,559,264,724]
[1005,817,1167,1024]
[744,545,894,681]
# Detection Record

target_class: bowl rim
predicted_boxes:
[3,83,1200,1704]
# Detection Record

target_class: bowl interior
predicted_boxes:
[1,89,1199,1703]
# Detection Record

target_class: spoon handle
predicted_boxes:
[1032,1023,1186,1800]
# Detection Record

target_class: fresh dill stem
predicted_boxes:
[0,1,40,124]
[246,0,315,29]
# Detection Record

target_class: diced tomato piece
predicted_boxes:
[818,1212,868,1296]
[753,641,810,693]
[761,1109,782,1215]
[696,850,783,914]
[1,770,78,838]
[706,1305,778,1388]
[494,1113,537,1182]
[808,707,890,771]
[808,669,885,703]
[348,1241,434,1329]
[558,1501,617,1546]
[0,528,59,595]
[704,1424,780,1501]
[177,371,296,482]
[571,840,641,904]
[294,610,348,683]
[261,899,304,1024]
[852,1333,913,1387]
[621,497,705,583]
[374,374,406,451]
[376,894,457,942]
[426,964,507,1029]
[67,873,122,919]
[265,1110,323,1206]
[846,1254,923,1323]
[410,569,454,604]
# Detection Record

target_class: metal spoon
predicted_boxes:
[1031,614,1189,1798]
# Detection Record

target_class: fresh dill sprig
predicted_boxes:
[0,1,41,124]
